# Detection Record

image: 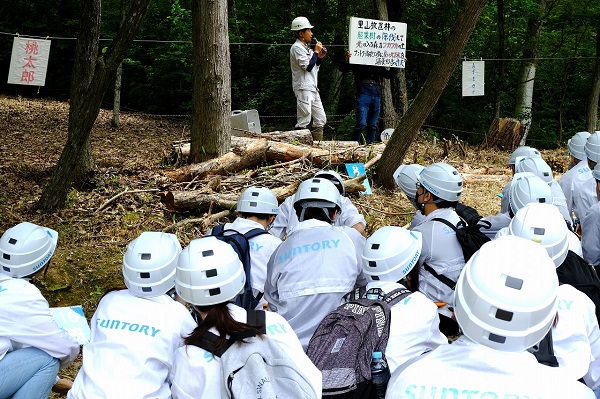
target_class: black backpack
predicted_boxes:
[306,286,412,398]
[209,224,269,310]
[423,216,491,290]
[557,250,600,324]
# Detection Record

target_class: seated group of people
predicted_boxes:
[3,131,600,398]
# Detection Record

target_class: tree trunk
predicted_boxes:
[483,117,525,150]
[587,22,600,132]
[190,0,232,163]
[494,0,506,118]
[374,0,399,130]
[387,0,408,116]
[37,0,152,211]
[516,0,546,145]
[376,0,488,188]
[111,0,127,128]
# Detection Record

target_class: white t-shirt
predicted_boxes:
[560,160,592,222]
[270,195,366,240]
[68,290,196,399]
[0,274,79,368]
[574,176,598,228]
[170,304,322,399]
[386,336,595,399]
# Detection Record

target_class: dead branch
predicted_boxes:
[95,188,159,213]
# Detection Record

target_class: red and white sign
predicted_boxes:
[8,37,51,86]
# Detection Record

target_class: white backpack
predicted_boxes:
[198,310,318,399]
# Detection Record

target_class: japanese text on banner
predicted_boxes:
[8,37,51,86]
[348,17,407,69]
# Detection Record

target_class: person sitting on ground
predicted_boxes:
[270,169,366,239]
[514,155,571,225]
[393,164,426,228]
[506,202,600,389]
[68,232,195,399]
[559,131,592,226]
[264,177,366,348]
[0,222,80,399]
[359,226,447,373]
[499,145,543,214]
[386,236,595,399]
[411,162,465,336]
[573,131,600,231]
[208,186,281,309]
[170,236,321,398]
[582,163,600,271]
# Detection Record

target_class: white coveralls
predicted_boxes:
[67,290,195,399]
[385,336,595,399]
[411,208,465,317]
[574,176,598,229]
[270,195,366,240]
[209,218,281,308]
[0,274,79,368]
[170,304,322,399]
[560,160,592,222]
[363,281,447,374]
[552,284,600,386]
[264,219,366,348]
[290,39,326,129]
[582,202,600,266]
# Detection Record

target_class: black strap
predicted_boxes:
[423,263,457,290]
[212,224,225,235]
[244,228,269,240]
[197,310,266,357]
[431,217,459,231]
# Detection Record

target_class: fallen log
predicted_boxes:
[163,192,238,212]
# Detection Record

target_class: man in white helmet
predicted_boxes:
[559,131,592,225]
[411,162,465,336]
[264,177,366,348]
[0,222,80,399]
[498,146,542,214]
[290,16,327,141]
[573,131,600,231]
[582,163,600,269]
[209,186,282,309]
[393,164,426,228]
[270,169,366,239]
[359,226,447,373]
[506,203,600,390]
[386,236,595,399]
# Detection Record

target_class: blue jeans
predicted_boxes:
[0,347,59,399]
[352,84,381,144]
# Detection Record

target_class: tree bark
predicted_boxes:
[37,0,152,211]
[111,0,127,128]
[376,0,488,188]
[494,0,506,118]
[387,0,408,116]
[482,117,524,150]
[374,0,399,130]
[516,0,547,145]
[190,0,232,163]
[587,22,600,133]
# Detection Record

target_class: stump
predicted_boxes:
[482,117,524,151]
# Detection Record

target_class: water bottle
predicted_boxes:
[370,351,390,399]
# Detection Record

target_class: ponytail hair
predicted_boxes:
[185,303,263,354]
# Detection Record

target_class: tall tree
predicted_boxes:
[494,0,506,118]
[376,0,489,188]
[189,0,231,162]
[111,0,127,128]
[387,0,408,117]
[374,0,399,130]
[587,22,600,132]
[37,0,152,211]
[516,0,547,145]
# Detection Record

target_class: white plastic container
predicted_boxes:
[230,109,261,137]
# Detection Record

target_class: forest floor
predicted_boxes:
[0,94,570,392]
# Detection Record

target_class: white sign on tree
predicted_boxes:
[462,61,485,96]
[348,17,407,68]
[7,37,51,86]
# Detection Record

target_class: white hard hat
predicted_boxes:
[508,203,569,267]
[361,226,422,282]
[508,146,542,165]
[454,235,558,352]
[585,132,600,163]
[293,178,342,222]
[509,173,552,215]
[314,169,345,195]
[393,164,425,200]
[568,131,591,161]
[593,163,600,181]
[290,16,313,31]
[0,222,58,278]
[514,157,553,184]
[122,232,182,297]
[236,186,279,215]
[416,162,463,202]
[175,237,245,306]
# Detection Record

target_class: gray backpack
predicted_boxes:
[198,310,318,399]
[306,286,412,398]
